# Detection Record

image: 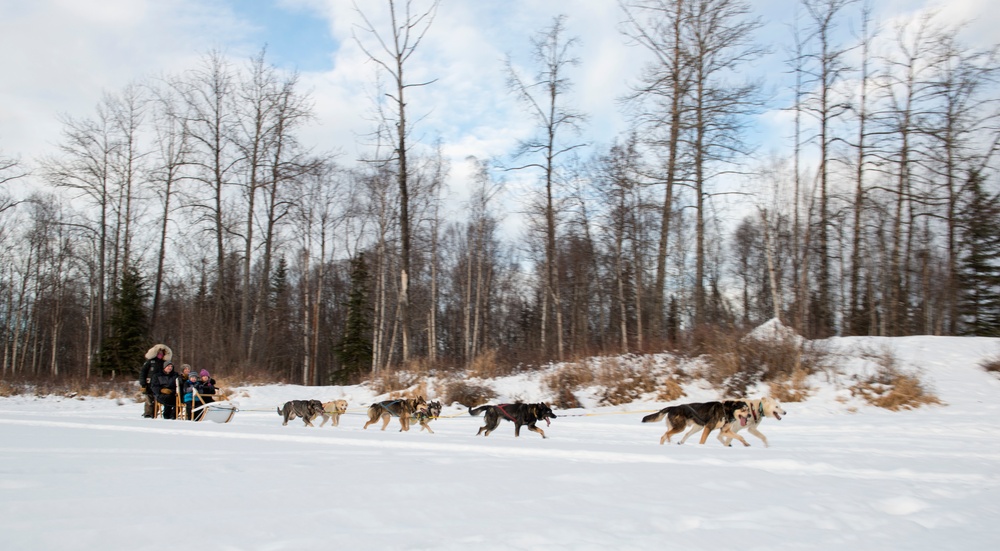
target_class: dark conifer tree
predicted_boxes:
[957,170,1000,336]
[270,256,289,309]
[98,263,150,376]
[333,253,373,384]
[667,296,679,345]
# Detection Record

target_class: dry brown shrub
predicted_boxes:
[656,377,685,402]
[850,348,942,410]
[0,377,142,400]
[0,380,21,397]
[596,357,661,406]
[769,368,812,403]
[541,361,593,408]
[543,356,684,406]
[369,369,419,395]
[402,357,434,375]
[698,351,743,387]
[543,361,594,392]
[406,380,430,400]
[691,327,746,387]
[440,379,495,407]
[217,368,283,386]
[645,355,688,401]
[50,378,137,400]
[466,348,517,379]
[550,387,582,409]
[747,337,808,380]
[850,374,942,410]
[380,381,431,400]
[696,325,830,397]
[979,355,1000,377]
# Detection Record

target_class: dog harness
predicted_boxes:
[377,400,402,417]
[496,404,517,421]
[497,404,551,426]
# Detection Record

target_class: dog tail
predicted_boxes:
[276,406,281,416]
[642,407,670,423]
[469,405,490,416]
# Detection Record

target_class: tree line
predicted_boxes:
[2,0,999,386]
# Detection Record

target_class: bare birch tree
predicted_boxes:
[147,81,190,334]
[845,1,877,335]
[683,0,765,325]
[800,0,856,336]
[177,50,239,359]
[354,0,440,364]
[620,0,692,339]
[42,102,120,368]
[505,14,586,361]
[463,157,502,366]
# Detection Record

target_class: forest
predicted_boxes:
[1,0,999,387]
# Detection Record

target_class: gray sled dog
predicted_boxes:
[277,399,324,426]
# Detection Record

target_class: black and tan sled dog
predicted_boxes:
[277,399,325,426]
[415,400,442,433]
[363,396,427,432]
[642,400,751,446]
[468,402,557,439]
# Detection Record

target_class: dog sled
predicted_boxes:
[192,400,239,423]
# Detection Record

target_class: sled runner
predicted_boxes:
[192,401,239,423]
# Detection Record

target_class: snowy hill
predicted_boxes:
[2,334,1000,550]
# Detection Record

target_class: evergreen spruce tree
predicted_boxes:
[667,295,679,344]
[333,253,372,384]
[270,256,289,309]
[98,263,150,376]
[957,170,1000,336]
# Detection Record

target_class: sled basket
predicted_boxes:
[193,401,238,423]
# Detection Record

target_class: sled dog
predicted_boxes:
[277,399,324,426]
[642,400,752,446]
[714,396,786,447]
[416,400,442,433]
[363,396,427,432]
[319,399,350,427]
[468,402,557,439]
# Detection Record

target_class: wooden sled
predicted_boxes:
[192,401,239,423]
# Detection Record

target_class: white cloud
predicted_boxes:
[1,0,995,209]
[0,0,248,158]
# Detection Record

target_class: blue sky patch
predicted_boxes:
[226,0,337,72]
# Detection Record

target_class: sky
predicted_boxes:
[1,0,997,219]
[2,329,1000,549]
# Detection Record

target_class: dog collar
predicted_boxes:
[754,402,763,421]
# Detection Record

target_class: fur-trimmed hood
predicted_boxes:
[144,344,173,361]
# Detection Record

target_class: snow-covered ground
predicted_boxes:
[3,334,1000,550]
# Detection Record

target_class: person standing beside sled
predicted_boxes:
[151,361,180,419]
[139,344,172,418]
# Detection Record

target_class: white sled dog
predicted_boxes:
[319,399,349,427]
